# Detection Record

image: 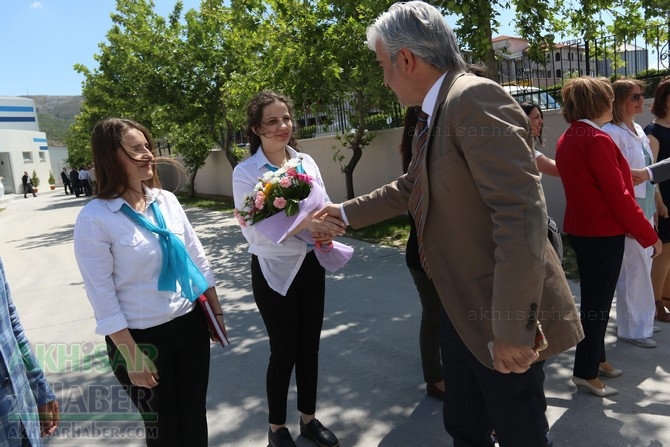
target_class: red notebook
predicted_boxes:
[198,295,229,348]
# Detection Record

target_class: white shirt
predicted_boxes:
[602,121,653,198]
[421,72,448,126]
[232,146,329,295]
[78,169,90,180]
[74,188,216,335]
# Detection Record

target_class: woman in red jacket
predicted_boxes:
[556,77,661,397]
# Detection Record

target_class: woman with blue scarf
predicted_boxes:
[74,118,226,446]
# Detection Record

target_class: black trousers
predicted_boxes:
[568,234,625,379]
[252,251,325,425]
[440,308,549,447]
[106,305,210,446]
[408,267,443,384]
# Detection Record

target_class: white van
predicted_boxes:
[502,85,560,110]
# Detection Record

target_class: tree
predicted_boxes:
[235,0,397,199]
[159,0,260,196]
[68,0,179,169]
[436,0,559,78]
[321,2,398,199]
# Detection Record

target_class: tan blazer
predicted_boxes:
[343,71,584,368]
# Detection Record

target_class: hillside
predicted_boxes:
[22,95,83,147]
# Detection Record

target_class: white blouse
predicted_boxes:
[232,146,329,295]
[74,188,216,335]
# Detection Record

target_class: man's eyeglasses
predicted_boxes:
[630,93,645,102]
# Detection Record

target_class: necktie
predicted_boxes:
[120,201,208,302]
[408,110,431,277]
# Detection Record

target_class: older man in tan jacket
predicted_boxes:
[318,2,583,446]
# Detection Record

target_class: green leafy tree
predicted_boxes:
[68,0,179,168]
[236,0,396,199]
[160,0,261,196]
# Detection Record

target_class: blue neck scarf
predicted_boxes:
[120,201,208,302]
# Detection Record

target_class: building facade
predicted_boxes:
[0,97,52,195]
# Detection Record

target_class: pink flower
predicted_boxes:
[296,173,312,184]
[273,197,287,209]
[279,176,292,188]
[254,192,265,210]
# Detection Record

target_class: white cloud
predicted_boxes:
[30,2,43,8]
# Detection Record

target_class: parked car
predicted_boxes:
[502,85,560,110]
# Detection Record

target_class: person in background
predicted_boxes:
[69,167,80,198]
[318,3,583,445]
[78,166,92,196]
[555,77,660,398]
[0,256,59,444]
[520,102,563,260]
[89,164,98,195]
[21,171,36,198]
[60,167,72,195]
[520,102,559,177]
[399,107,444,400]
[644,77,670,323]
[74,118,226,446]
[232,91,345,447]
[602,78,658,348]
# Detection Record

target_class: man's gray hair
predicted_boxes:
[366,1,466,72]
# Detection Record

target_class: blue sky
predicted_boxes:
[0,0,203,96]
[0,1,517,97]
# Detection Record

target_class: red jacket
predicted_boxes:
[556,121,658,248]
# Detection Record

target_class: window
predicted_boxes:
[555,52,561,62]
[547,70,552,78]
[39,152,46,162]
[568,52,573,61]
[556,69,562,78]
[22,152,33,163]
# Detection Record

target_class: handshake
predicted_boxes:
[307,204,347,243]
[630,167,650,186]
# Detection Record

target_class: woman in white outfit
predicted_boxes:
[602,79,658,348]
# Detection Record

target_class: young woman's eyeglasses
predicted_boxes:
[630,93,645,102]
[261,117,292,128]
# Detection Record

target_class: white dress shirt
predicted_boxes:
[232,146,329,295]
[74,187,216,335]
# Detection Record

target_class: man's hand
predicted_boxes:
[315,204,343,220]
[38,399,60,437]
[491,338,539,374]
[631,168,650,185]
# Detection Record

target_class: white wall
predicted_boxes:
[0,129,51,194]
[48,146,69,186]
[162,99,657,232]
[0,96,40,131]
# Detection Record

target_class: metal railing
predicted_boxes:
[291,23,669,137]
[496,22,670,104]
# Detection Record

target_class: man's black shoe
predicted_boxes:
[300,418,339,447]
[268,427,296,447]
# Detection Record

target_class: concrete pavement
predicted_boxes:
[1,189,669,446]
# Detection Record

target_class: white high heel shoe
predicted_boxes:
[572,376,618,397]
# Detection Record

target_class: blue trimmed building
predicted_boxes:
[0,97,51,195]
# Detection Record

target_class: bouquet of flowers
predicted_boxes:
[235,157,312,227]
[234,156,354,275]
